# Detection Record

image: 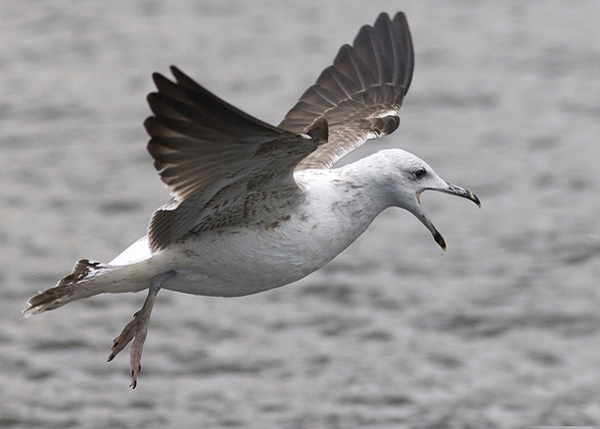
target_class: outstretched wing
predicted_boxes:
[145,12,413,251]
[279,12,414,170]
[145,67,326,251]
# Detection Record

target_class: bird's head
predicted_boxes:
[374,149,480,251]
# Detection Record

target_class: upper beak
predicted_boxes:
[415,182,480,251]
[439,182,481,207]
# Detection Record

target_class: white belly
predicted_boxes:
[109,169,384,298]
[153,212,361,297]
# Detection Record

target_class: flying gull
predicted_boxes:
[25,12,480,388]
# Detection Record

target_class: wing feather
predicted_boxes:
[279,12,414,170]
[143,12,414,250]
[145,67,324,251]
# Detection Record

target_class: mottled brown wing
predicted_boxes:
[279,12,414,170]
[145,67,325,251]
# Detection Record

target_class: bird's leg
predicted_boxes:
[107,271,175,389]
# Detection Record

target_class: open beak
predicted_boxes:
[416,182,480,251]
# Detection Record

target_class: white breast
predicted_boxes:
[153,169,384,297]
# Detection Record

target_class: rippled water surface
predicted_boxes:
[2,1,600,427]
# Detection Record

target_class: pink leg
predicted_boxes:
[107,271,174,388]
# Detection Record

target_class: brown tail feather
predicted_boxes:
[24,259,119,316]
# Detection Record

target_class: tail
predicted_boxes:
[24,259,147,317]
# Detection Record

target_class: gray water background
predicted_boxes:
[1,0,600,427]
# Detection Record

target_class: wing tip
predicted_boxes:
[169,66,184,83]
[279,10,414,132]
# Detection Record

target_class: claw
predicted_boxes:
[130,369,138,389]
[107,317,138,361]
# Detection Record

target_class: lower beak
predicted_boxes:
[414,211,447,251]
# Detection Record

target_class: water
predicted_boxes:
[2,0,600,427]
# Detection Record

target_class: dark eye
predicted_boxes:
[413,167,427,179]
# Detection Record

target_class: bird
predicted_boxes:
[24,12,480,388]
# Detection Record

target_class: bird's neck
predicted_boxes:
[296,161,392,234]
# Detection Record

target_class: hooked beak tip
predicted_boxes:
[469,190,481,208]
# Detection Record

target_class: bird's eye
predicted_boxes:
[414,167,427,179]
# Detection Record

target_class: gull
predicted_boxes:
[25,12,480,388]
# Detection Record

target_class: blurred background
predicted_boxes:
[1,0,599,427]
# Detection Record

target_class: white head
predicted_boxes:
[367,149,480,250]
